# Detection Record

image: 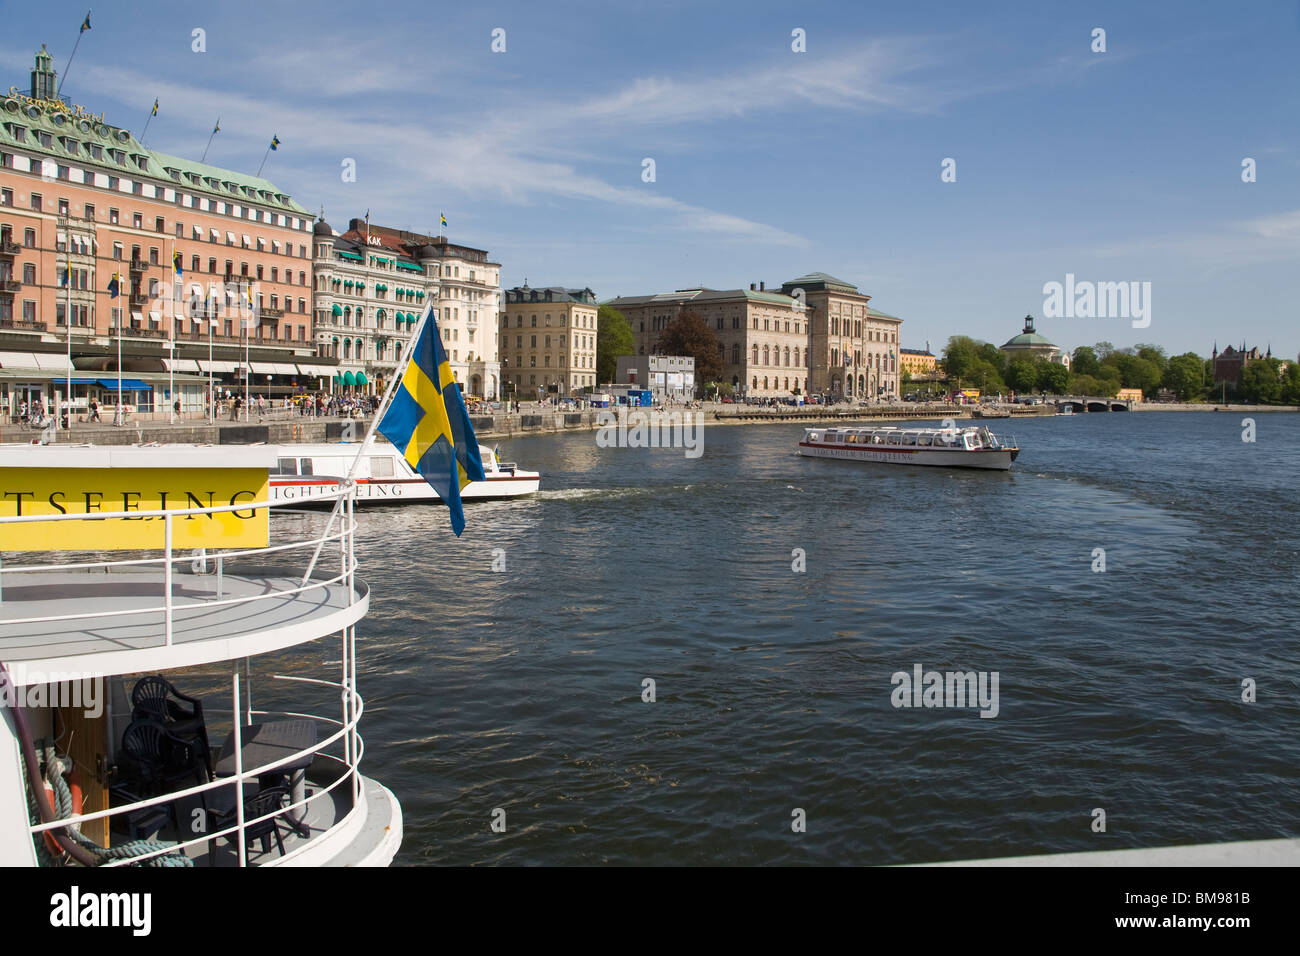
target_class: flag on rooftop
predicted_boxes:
[151,98,158,117]
[377,308,485,536]
[80,13,91,33]
[440,213,447,228]
[270,134,280,151]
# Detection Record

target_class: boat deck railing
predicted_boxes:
[27,672,368,867]
[0,484,359,655]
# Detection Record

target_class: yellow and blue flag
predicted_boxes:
[377,308,485,535]
[440,213,447,228]
[173,249,183,276]
[107,272,120,298]
[80,13,91,33]
[270,135,280,151]
[151,98,159,117]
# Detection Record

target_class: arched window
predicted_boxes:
[784,347,790,367]
[343,339,351,360]
[731,343,740,365]
[762,345,770,366]
[751,345,759,365]
[794,346,800,367]
[752,376,758,390]
[784,377,789,390]
[763,377,768,390]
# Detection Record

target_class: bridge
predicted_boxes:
[1049,395,1133,413]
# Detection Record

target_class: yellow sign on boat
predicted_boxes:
[0,467,269,551]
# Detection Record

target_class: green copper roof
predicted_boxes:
[866,307,901,321]
[782,272,861,294]
[1002,332,1057,347]
[1,71,308,215]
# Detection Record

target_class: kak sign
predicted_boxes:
[0,468,268,550]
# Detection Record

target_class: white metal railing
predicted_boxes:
[0,484,359,650]
[27,672,366,867]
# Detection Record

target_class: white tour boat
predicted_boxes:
[798,424,1020,470]
[269,442,541,505]
[0,444,402,867]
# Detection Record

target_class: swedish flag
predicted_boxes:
[151,99,159,117]
[173,250,183,276]
[270,135,280,151]
[440,213,447,228]
[377,309,485,535]
[107,272,120,298]
[80,13,91,33]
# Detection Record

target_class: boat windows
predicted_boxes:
[299,458,314,475]
[274,457,298,475]
[370,457,394,478]
[886,433,902,445]
[903,433,917,445]
[918,434,933,446]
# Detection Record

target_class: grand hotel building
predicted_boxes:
[0,47,329,414]
[606,272,902,399]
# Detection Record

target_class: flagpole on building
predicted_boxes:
[115,281,123,425]
[64,232,72,433]
[201,118,219,164]
[244,285,251,422]
[207,286,215,421]
[140,100,157,146]
[168,240,176,422]
[55,10,92,100]
[301,304,436,585]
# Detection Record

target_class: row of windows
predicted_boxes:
[0,147,306,223]
[507,312,594,329]
[511,334,594,350]
[509,353,592,369]
[511,374,596,388]
[830,316,897,342]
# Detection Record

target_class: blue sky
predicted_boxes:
[3,0,1298,358]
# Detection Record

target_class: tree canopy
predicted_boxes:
[655,311,724,387]
[596,305,635,384]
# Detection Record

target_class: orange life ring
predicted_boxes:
[41,767,82,857]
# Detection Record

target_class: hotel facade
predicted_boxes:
[314,220,502,399]
[606,272,902,399]
[499,285,599,399]
[0,47,329,415]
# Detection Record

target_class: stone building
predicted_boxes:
[1000,315,1071,370]
[499,285,598,399]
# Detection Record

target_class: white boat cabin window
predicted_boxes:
[886,432,902,445]
[300,458,314,475]
[809,432,822,442]
[370,456,395,478]
[274,457,297,475]
[903,433,917,445]
[918,434,934,446]
[824,432,839,442]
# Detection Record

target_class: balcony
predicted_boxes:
[0,318,47,331]
[119,325,167,339]
[0,239,19,256]
[259,307,284,320]
[129,258,149,272]
[0,279,20,294]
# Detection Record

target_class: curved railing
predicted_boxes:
[26,673,368,867]
[0,484,360,651]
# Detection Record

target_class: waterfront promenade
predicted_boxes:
[7,399,1294,447]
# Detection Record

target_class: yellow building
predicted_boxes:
[1117,388,1143,403]
[900,347,936,376]
[500,285,599,399]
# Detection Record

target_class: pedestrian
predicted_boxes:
[88,398,99,423]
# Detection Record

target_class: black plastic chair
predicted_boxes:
[131,676,213,776]
[208,784,290,863]
[120,719,210,795]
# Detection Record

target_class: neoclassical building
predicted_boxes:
[605,272,903,399]
[312,219,502,398]
[1,46,322,413]
[499,285,598,398]
[1000,315,1071,370]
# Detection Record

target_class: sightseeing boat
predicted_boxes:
[0,444,401,867]
[269,442,540,505]
[798,425,1020,470]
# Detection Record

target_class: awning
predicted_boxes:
[271,362,298,375]
[342,371,357,386]
[193,226,202,240]
[162,358,201,373]
[296,364,335,377]
[130,312,144,325]
[242,234,252,247]
[226,232,236,244]
[148,310,161,323]
[331,304,342,316]
[354,371,369,385]
[209,228,220,241]
[96,378,153,392]
[196,359,238,373]
[31,353,73,372]
[249,362,276,375]
[0,351,41,369]
[338,251,363,262]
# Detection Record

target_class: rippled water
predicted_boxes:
[284,411,1300,864]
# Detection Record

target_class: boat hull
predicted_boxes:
[798,441,1017,470]
[271,472,541,504]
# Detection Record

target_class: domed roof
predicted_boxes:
[417,244,440,258]
[313,218,333,237]
[1001,314,1057,349]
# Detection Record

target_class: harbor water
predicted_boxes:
[277,411,1299,865]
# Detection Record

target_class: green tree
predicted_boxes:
[1163,352,1205,401]
[1069,373,1102,396]
[1071,346,1101,377]
[1135,344,1169,378]
[1093,341,1116,361]
[655,311,723,389]
[942,336,982,383]
[1094,365,1121,397]
[1006,359,1038,393]
[1283,364,1300,405]
[596,305,634,384]
[1240,358,1283,404]
[1036,361,1070,394]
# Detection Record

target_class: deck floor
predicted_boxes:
[0,569,358,665]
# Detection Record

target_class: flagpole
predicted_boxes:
[168,240,175,423]
[64,233,72,433]
[207,287,214,422]
[115,287,123,425]
[244,286,250,422]
[139,102,156,147]
[255,145,271,178]
[301,304,436,585]
[201,118,219,164]
[55,10,92,100]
